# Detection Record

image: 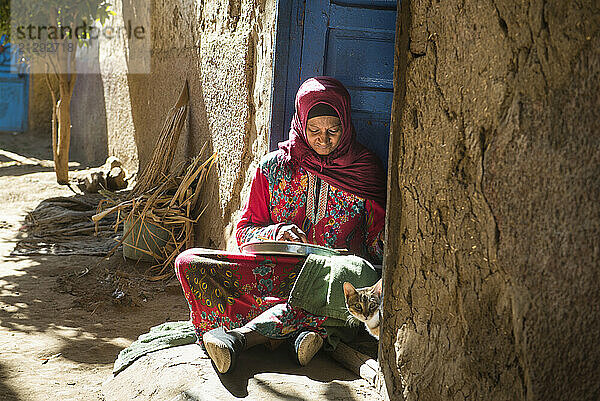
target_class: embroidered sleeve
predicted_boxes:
[236,167,284,246]
[365,199,386,263]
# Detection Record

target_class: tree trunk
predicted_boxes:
[54,82,73,184]
[47,38,77,185]
[381,1,600,400]
[47,76,59,181]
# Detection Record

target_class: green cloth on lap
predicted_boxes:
[113,320,197,375]
[288,254,380,323]
[288,254,380,349]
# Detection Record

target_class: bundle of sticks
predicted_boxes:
[131,80,191,198]
[93,151,216,278]
[92,80,218,279]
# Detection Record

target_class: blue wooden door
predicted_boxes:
[271,0,397,168]
[0,37,29,133]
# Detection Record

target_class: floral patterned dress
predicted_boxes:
[175,150,385,341]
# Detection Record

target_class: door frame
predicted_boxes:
[269,0,396,154]
[269,0,306,150]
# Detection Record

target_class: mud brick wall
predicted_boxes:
[71,0,277,248]
[381,1,600,400]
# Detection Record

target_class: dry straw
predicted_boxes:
[93,81,217,280]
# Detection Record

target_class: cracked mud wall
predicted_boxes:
[72,0,276,248]
[381,1,600,400]
[193,0,276,250]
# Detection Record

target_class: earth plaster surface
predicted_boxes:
[71,0,278,251]
[381,1,600,400]
[103,344,380,401]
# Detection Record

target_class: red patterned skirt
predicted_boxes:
[174,248,328,340]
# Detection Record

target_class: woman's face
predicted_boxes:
[305,116,343,156]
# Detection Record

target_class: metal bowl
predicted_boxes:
[239,240,340,257]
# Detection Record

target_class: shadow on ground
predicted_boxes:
[0,164,56,178]
[104,342,379,401]
[0,249,188,363]
[218,346,360,398]
[0,362,22,401]
[0,132,54,161]
[0,132,189,399]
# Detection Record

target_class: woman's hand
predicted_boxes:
[276,224,308,243]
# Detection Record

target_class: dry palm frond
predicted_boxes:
[92,80,219,281]
[131,80,190,197]
[93,152,217,279]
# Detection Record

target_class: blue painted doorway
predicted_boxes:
[0,36,29,133]
[271,0,397,168]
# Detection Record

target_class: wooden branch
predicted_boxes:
[44,62,59,161]
[68,35,77,95]
[44,63,58,95]
[329,342,380,387]
[47,53,60,83]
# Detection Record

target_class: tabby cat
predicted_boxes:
[343,279,382,340]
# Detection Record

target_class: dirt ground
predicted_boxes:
[0,132,190,400]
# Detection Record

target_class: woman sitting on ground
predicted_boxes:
[175,76,386,373]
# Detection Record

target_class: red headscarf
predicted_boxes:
[278,76,387,207]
